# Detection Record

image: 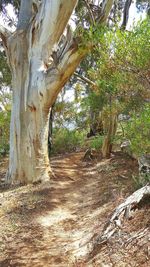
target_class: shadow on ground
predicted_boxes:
[0,152,149,267]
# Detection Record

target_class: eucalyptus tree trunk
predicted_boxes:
[1,0,85,184]
[102,113,118,158]
[0,0,113,184]
[48,104,54,158]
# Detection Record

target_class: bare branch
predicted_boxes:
[83,0,95,24]
[58,25,74,61]
[74,72,97,88]
[121,0,132,30]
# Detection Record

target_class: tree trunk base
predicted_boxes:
[5,161,52,185]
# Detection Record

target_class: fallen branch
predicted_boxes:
[124,227,149,247]
[94,184,150,245]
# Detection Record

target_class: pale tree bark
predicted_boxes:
[0,0,113,184]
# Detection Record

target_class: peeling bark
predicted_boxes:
[4,0,81,184]
[0,0,113,184]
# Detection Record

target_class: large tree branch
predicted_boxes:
[44,46,89,109]
[34,0,78,62]
[39,0,114,108]
[17,0,33,30]
[15,0,78,63]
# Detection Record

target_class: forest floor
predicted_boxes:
[0,151,150,267]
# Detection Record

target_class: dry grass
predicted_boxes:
[0,152,149,266]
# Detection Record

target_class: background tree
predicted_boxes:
[83,17,150,157]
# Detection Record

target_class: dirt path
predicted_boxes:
[0,152,149,266]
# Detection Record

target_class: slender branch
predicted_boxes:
[121,0,132,30]
[74,72,97,87]
[83,0,95,24]
[0,24,11,38]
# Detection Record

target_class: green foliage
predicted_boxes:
[51,128,104,155]
[132,173,150,189]
[125,104,150,156]
[0,111,10,156]
[0,51,11,86]
[89,136,104,150]
[82,18,150,153]
[114,19,150,71]
[51,128,85,155]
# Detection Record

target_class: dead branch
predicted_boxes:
[74,72,97,88]
[83,0,95,24]
[124,228,149,247]
[94,184,150,245]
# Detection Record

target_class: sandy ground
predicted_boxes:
[0,152,149,267]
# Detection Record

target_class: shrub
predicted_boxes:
[51,128,85,155]
[0,111,10,157]
[132,173,150,189]
[89,135,104,150]
[125,104,150,157]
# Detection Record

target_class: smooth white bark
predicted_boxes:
[0,0,113,184]
[5,0,80,184]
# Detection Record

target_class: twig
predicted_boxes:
[125,228,149,247]
[83,0,95,24]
